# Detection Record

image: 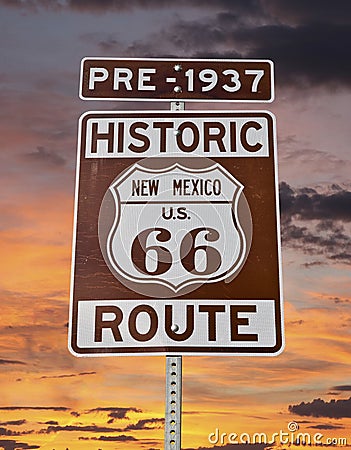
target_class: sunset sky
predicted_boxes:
[0,1,351,449]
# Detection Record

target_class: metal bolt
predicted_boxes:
[171,324,179,332]
[174,64,182,72]
[173,85,182,93]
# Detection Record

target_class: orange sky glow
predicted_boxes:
[0,1,351,450]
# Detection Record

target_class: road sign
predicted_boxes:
[80,58,274,102]
[69,110,283,356]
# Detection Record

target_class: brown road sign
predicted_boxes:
[69,110,283,356]
[80,58,274,102]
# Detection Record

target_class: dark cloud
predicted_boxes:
[0,428,20,437]
[40,371,96,379]
[128,9,351,88]
[332,296,351,305]
[279,182,351,264]
[86,406,141,422]
[71,0,260,14]
[125,418,164,431]
[0,427,34,437]
[308,424,344,430]
[3,0,350,88]
[332,385,351,391]
[38,421,59,426]
[301,261,325,268]
[289,396,351,418]
[40,423,123,433]
[0,407,70,411]
[84,434,138,441]
[21,146,66,168]
[0,421,26,427]
[6,0,351,27]
[288,319,304,326]
[0,440,40,450]
[38,413,163,437]
[262,0,351,26]
[245,23,351,87]
[281,222,351,264]
[0,0,259,13]
[280,182,351,222]
[0,359,26,366]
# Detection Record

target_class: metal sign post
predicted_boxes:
[164,101,185,450]
[165,355,182,450]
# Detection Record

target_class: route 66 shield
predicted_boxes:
[99,159,252,297]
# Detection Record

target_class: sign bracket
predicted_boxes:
[171,100,185,112]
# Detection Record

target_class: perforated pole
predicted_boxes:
[164,100,184,450]
[165,355,182,450]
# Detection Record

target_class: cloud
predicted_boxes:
[38,421,58,425]
[39,371,96,379]
[82,434,138,441]
[20,146,66,168]
[0,428,21,437]
[0,440,40,450]
[1,0,351,90]
[37,413,163,436]
[243,23,351,87]
[7,0,350,28]
[307,424,344,430]
[125,418,164,431]
[281,222,351,264]
[279,182,351,264]
[289,396,351,418]
[0,0,258,13]
[0,421,26,427]
[262,0,351,26]
[109,8,351,88]
[333,297,351,305]
[331,385,351,391]
[86,406,142,422]
[280,182,351,222]
[0,407,70,411]
[0,359,26,366]
[40,424,125,433]
[301,261,326,268]
[288,319,304,326]
[100,435,137,442]
[0,427,34,437]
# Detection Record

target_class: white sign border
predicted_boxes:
[68,110,284,357]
